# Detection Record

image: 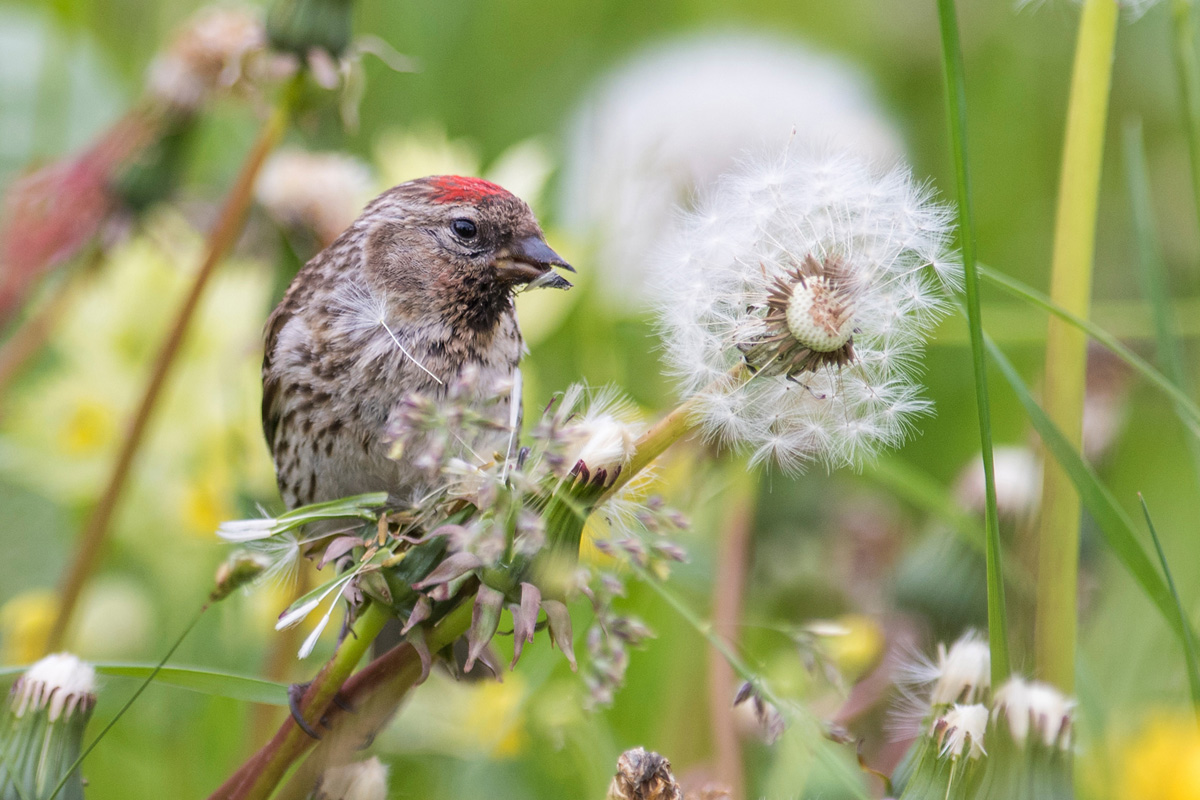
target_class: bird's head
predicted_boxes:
[357,175,574,308]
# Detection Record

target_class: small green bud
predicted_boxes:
[267,0,355,60]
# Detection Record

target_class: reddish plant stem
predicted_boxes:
[707,470,756,800]
[44,97,294,653]
[209,601,471,800]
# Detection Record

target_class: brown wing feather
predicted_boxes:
[261,302,293,449]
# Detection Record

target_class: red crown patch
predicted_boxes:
[428,175,510,204]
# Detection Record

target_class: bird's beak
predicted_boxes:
[494,235,575,290]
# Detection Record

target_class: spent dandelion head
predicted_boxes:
[935,703,989,760]
[654,147,960,472]
[256,147,374,246]
[146,5,269,113]
[1,653,97,800]
[992,677,1074,750]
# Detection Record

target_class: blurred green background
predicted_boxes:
[1,0,1198,798]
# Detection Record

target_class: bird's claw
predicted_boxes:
[288,682,323,740]
[287,683,357,740]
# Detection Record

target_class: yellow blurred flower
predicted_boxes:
[384,671,529,759]
[1117,715,1200,800]
[58,398,118,456]
[470,679,528,757]
[812,614,884,680]
[0,590,57,665]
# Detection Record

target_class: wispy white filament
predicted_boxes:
[653,148,960,472]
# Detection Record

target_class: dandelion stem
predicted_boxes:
[707,466,756,800]
[44,75,304,654]
[935,0,1011,686]
[1035,0,1118,693]
[273,601,474,800]
[604,394,701,499]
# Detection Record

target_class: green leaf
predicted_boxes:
[0,663,288,706]
[96,665,288,706]
[985,332,1194,646]
[936,0,1010,685]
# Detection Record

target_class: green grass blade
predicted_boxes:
[1122,119,1200,482]
[1137,494,1200,723]
[935,0,1010,686]
[979,265,1200,439]
[1171,0,1200,235]
[984,331,1193,646]
[0,663,288,706]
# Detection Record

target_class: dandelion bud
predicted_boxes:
[0,653,97,800]
[313,756,389,800]
[606,747,681,800]
[973,679,1074,799]
[655,149,959,472]
[267,0,355,60]
[894,703,988,799]
[211,551,271,601]
[991,678,1073,751]
[560,415,637,488]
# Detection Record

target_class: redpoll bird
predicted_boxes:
[261,175,572,511]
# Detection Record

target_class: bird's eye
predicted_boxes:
[451,218,478,240]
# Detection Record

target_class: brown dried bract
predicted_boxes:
[607,747,682,800]
[746,253,857,378]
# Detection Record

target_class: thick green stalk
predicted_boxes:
[1035,0,1118,692]
[217,600,393,800]
[935,0,1011,685]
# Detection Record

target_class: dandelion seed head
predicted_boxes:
[654,149,958,472]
